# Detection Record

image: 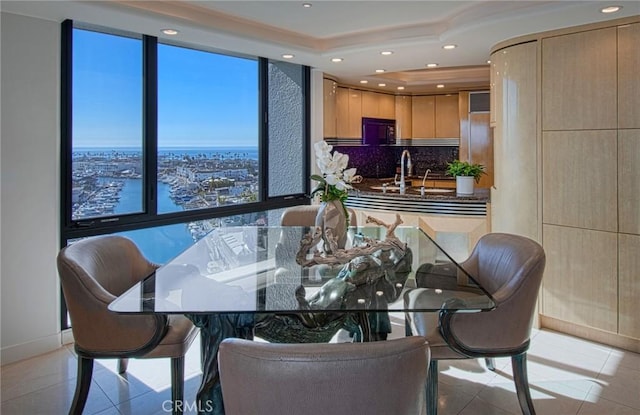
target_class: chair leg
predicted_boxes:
[512,353,536,415]
[485,357,496,371]
[117,358,129,374]
[426,360,438,415]
[171,356,185,415]
[70,356,93,415]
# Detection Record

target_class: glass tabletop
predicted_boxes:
[109,225,495,315]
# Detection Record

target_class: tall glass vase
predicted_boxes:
[315,199,348,254]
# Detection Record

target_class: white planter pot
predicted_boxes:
[456,176,475,195]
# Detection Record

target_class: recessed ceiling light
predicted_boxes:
[331,58,343,62]
[303,3,312,8]
[282,54,294,59]
[360,80,368,84]
[380,51,393,56]
[443,44,457,50]
[487,60,491,64]
[161,29,179,35]
[397,86,405,90]
[375,69,385,73]
[378,83,386,87]
[436,84,445,88]
[601,5,621,13]
[426,63,438,68]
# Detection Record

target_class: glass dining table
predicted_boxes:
[109,225,495,414]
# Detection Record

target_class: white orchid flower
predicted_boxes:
[342,167,358,183]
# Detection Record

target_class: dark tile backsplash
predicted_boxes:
[336,146,459,178]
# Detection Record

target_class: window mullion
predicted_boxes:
[144,35,158,217]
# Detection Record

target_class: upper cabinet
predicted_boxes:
[335,87,362,139]
[323,79,337,138]
[618,23,640,129]
[435,94,460,138]
[395,95,412,139]
[411,94,460,139]
[362,91,395,119]
[411,95,435,138]
[542,27,617,130]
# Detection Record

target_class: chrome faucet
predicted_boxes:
[421,169,431,188]
[399,150,412,194]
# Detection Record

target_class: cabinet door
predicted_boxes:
[336,87,362,139]
[347,89,362,138]
[411,96,435,139]
[435,94,460,138]
[490,42,537,239]
[378,93,396,119]
[542,27,617,130]
[619,233,640,339]
[542,224,618,332]
[618,23,640,129]
[542,130,617,232]
[323,79,337,138]
[395,95,412,139]
[619,129,640,234]
[361,91,379,118]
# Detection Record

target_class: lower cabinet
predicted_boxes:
[619,233,640,339]
[353,207,488,264]
[542,224,618,332]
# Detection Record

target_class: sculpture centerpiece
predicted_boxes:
[311,141,361,253]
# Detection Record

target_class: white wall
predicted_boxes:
[1,12,62,364]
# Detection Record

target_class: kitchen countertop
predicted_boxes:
[350,178,490,202]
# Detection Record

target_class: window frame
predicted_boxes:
[59,20,311,329]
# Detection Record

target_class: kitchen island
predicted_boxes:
[347,177,491,262]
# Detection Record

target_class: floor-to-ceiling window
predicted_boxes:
[60,21,310,329]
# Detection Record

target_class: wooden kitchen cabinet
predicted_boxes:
[619,233,640,339]
[435,94,460,138]
[618,23,640,129]
[542,27,617,130]
[362,91,396,119]
[395,95,412,139]
[542,224,618,333]
[323,78,337,138]
[490,41,538,239]
[542,130,617,232]
[618,129,640,234]
[336,87,362,139]
[411,94,460,139]
[411,95,435,138]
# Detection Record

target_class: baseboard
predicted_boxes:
[1,333,63,365]
[540,315,640,353]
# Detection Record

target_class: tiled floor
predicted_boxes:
[1,327,639,415]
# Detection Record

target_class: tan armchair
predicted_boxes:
[405,233,546,415]
[280,204,357,227]
[57,235,198,415]
[218,336,430,415]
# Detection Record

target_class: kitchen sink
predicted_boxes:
[370,185,401,191]
[419,188,455,193]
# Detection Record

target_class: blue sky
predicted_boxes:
[72,29,259,148]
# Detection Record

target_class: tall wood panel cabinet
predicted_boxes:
[491,16,640,352]
[395,95,412,139]
[489,41,538,239]
[323,78,337,138]
[336,87,362,140]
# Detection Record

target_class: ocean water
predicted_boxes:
[113,179,196,264]
[75,146,259,263]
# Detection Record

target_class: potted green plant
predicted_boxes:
[446,160,486,195]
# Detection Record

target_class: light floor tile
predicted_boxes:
[1,329,638,414]
[578,393,640,415]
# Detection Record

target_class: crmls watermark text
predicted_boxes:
[162,400,214,413]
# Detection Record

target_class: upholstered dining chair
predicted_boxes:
[280,204,357,227]
[405,233,546,415]
[57,235,199,415]
[218,336,430,415]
